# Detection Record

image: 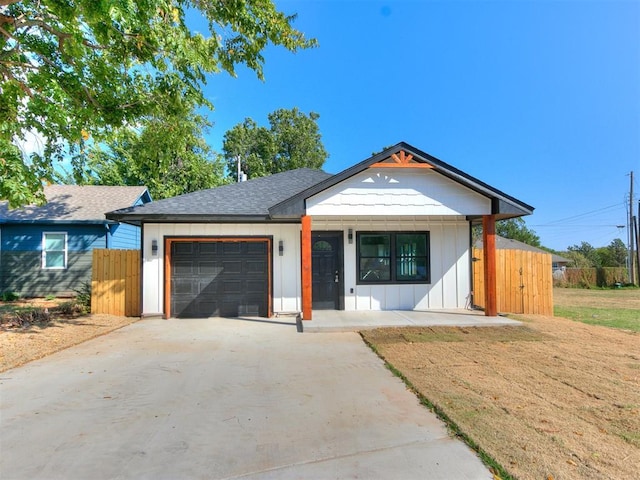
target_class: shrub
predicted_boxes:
[13,308,51,326]
[73,282,91,313]
[55,301,84,316]
[1,291,20,302]
[555,267,630,288]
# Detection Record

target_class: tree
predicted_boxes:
[222,107,328,180]
[496,218,541,247]
[596,238,627,267]
[67,103,226,200]
[563,250,593,268]
[567,241,598,267]
[1,0,316,207]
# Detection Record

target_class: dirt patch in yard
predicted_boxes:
[0,311,139,372]
[362,316,640,480]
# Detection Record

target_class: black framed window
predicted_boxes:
[357,232,430,284]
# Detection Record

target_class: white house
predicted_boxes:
[107,143,533,320]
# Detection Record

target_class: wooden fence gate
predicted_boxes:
[472,248,553,316]
[91,249,141,317]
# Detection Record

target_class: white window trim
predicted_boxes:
[42,231,68,270]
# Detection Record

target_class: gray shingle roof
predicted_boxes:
[107,168,332,223]
[0,185,150,223]
[269,142,534,219]
[474,235,571,263]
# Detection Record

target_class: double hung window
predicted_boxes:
[42,232,67,269]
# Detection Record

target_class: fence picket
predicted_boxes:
[91,249,141,316]
[473,248,553,316]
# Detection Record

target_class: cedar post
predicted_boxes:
[482,215,498,316]
[301,215,312,320]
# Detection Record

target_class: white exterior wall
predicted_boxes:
[142,168,491,315]
[142,223,301,316]
[305,167,489,311]
[311,217,471,311]
[306,168,491,216]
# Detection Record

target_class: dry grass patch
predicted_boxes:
[362,316,640,480]
[554,287,640,310]
[0,311,139,372]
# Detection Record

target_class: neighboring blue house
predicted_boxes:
[0,185,151,297]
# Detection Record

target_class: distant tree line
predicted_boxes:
[478,219,627,268]
[563,239,628,268]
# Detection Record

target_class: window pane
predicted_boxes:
[45,234,65,251]
[360,258,390,281]
[313,240,333,252]
[45,252,65,268]
[396,234,427,256]
[360,234,390,257]
[397,257,428,281]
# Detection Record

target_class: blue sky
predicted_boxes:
[197,0,639,251]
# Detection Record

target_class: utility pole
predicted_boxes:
[636,199,640,287]
[630,171,636,285]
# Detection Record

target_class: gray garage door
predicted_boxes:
[170,240,269,318]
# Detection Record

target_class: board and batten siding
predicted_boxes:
[311,217,471,310]
[0,224,106,296]
[142,223,302,317]
[304,167,488,311]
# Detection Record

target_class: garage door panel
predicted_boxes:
[173,279,197,295]
[198,242,218,254]
[173,243,194,255]
[223,280,242,294]
[246,242,268,254]
[222,260,242,274]
[198,262,221,275]
[173,261,195,275]
[246,280,267,294]
[170,240,269,318]
[245,260,267,274]
[222,242,241,254]
[196,300,218,316]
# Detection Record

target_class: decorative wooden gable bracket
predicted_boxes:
[370,150,434,169]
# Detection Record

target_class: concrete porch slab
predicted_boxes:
[302,309,522,332]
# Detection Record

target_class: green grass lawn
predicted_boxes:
[554,305,640,332]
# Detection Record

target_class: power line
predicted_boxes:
[542,203,623,225]
[530,224,625,228]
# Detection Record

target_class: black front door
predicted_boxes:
[312,232,343,310]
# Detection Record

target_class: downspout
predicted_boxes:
[105,224,111,249]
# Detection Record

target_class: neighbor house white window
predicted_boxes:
[42,232,67,269]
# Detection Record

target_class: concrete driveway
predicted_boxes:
[1,318,491,480]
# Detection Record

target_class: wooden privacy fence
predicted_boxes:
[472,248,553,316]
[92,249,141,317]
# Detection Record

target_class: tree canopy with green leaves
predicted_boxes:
[0,0,315,207]
[565,239,627,268]
[66,100,227,200]
[472,217,542,247]
[222,107,328,180]
[496,218,541,247]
